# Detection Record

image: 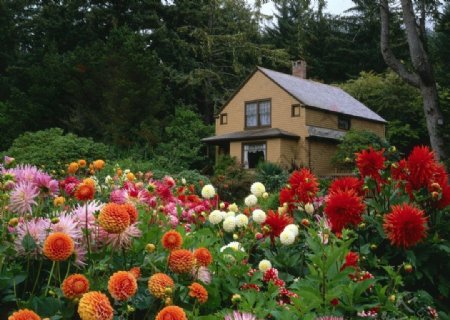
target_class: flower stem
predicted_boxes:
[45,261,56,296]
[85,203,92,262]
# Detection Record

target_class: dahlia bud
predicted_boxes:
[301,219,310,227]
[304,203,314,215]
[8,217,19,227]
[51,217,60,224]
[146,243,156,253]
[164,287,173,295]
[231,294,241,304]
[262,192,269,199]
[404,264,413,273]
[127,305,135,313]
[431,191,439,199]
[430,182,441,191]
[388,294,396,303]
[219,202,225,209]
[358,222,366,229]
[233,233,239,240]
[389,146,397,153]
[165,297,172,306]
[255,232,263,240]
[370,244,378,251]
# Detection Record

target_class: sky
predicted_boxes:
[254,0,356,17]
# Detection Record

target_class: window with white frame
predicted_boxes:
[243,143,266,169]
[245,100,271,128]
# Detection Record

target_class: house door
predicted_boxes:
[243,143,266,169]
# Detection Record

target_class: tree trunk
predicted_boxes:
[379,0,446,161]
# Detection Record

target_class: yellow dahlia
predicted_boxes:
[78,291,113,320]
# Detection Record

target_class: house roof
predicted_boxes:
[202,128,299,144]
[307,126,346,141]
[257,67,386,123]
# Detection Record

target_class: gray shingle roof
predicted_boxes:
[258,67,387,123]
[202,128,299,144]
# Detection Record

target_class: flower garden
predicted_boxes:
[0,146,449,320]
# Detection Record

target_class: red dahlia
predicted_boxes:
[406,146,437,191]
[288,168,319,204]
[383,203,428,249]
[324,190,366,233]
[263,210,293,242]
[355,147,385,180]
[329,176,364,196]
[341,251,359,271]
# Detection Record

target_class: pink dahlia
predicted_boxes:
[224,311,257,320]
[14,218,49,257]
[9,182,39,215]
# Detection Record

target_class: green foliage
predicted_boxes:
[5,128,110,171]
[154,107,213,170]
[211,155,254,203]
[332,129,390,170]
[255,161,288,193]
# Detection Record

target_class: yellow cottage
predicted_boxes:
[203,62,386,176]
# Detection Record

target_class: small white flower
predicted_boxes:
[258,259,272,272]
[225,211,236,218]
[245,194,258,207]
[105,175,113,184]
[304,203,315,215]
[201,184,216,199]
[228,203,239,212]
[124,169,131,174]
[250,182,266,197]
[235,214,249,227]
[181,178,187,185]
[220,241,244,252]
[284,224,299,237]
[262,192,269,199]
[223,216,236,232]
[280,230,296,245]
[252,209,266,224]
[208,210,223,224]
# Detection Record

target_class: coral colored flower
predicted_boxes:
[341,252,359,271]
[355,147,385,180]
[98,203,130,234]
[78,291,113,320]
[168,249,195,274]
[406,146,437,191]
[188,282,208,304]
[129,267,141,279]
[108,271,137,301]
[324,190,365,233]
[383,204,428,248]
[263,210,293,242]
[9,182,39,215]
[194,247,213,267]
[8,309,41,320]
[122,203,138,224]
[288,168,319,203]
[75,183,95,201]
[329,176,364,196]
[62,274,90,299]
[68,162,79,174]
[148,273,175,299]
[92,160,105,170]
[155,306,187,320]
[162,230,183,250]
[43,232,74,261]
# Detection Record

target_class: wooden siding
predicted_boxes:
[308,140,339,176]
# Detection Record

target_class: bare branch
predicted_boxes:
[379,0,420,87]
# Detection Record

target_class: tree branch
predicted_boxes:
[379,0,420,88]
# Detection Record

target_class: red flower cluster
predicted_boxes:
[383,203,428,249]
[324,190,366,234]
[279,169,319,212]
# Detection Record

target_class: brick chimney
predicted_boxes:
[292,60,307,79]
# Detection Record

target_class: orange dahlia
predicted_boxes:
[122,203,138,224]
[168,249,195,274]
[93,160,105,170]
[162,230,183,250]
[8,309,40,320]
[148,273,174,299]
[68,162,79,175]
[129,266,141,279]
[383,204,428,248]
[108,271,137,301]
[98,203,130,234]
[75,183,95,201]
[62,274,90,299]
[155,306,187,320]
[194,247,213,267]
[43,232,74,261]
[188,282,208,304]
[78,159,87,168]
[78,291,113,320]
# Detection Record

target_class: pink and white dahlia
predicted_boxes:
[14,218,49,256]
[9,182,39,215]
[224,311,257,320]
[106,223,142,250]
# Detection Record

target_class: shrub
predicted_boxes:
[5,128,111,172]
[255,161,288,193]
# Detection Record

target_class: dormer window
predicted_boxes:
[245,100,271,128]
[338,115,351,130]
[220,113,228,125]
